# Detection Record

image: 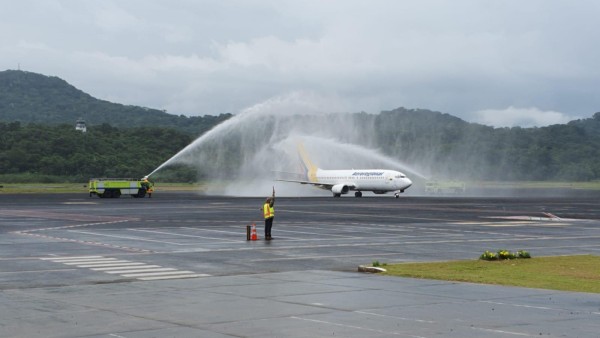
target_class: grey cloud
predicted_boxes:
[1,0,599,126]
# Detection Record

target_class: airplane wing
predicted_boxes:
[275,179,357,191]
[275,179,333,190]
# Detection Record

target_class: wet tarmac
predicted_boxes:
[1,192,599,337]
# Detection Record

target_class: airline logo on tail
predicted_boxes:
[297,143,318,183]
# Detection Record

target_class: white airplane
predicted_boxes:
[277,143,413,198]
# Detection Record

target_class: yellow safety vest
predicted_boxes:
[263,203,274,219]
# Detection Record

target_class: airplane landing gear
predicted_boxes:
[355,191,362,198]
[395,193,400,198]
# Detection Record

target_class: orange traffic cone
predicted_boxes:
[250,223,258,241]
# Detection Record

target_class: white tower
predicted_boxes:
[75,118,87,133]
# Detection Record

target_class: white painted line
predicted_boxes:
[108,333,127,338]
[274,229,356,238]
[40,256,104,261]
[137,274,210,280]
[131,228,243,243]
[61,258,123,265]
[62,202,98,205]
[68,230,187,245]
[479,301,555,311]
[355,311,435,324]
[91,265,162,271]
[249,252,407,262]
[51,259,121,264]
[76,262,147,268]
[121,270,196,277]
[290,316,425,337]
[104,268,176,274]
[0,269,78,274]
[471,327,534,336]
[480,223,568,227]
[180,226,255,236]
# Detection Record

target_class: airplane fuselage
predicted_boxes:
[277,142,413,198]
[312,168,412,197]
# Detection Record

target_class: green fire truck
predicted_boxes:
[89,178,154,198]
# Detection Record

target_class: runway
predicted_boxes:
[1,192,599,337]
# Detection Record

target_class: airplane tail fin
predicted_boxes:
[297,142,319,182]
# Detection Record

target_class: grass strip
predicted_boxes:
[0,183,88,193]
[383,255,600,293]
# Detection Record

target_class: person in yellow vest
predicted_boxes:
[262,187,275,240]
[141,177,153,198]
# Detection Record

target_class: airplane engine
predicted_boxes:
[331,184,349,195]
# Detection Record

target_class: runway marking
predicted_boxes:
[279,208,455,223]
[62,202,98,205]
[40,256,106,261]
[76,262,147,268]
[290,316,426,338]
[0,268,78,274]
[0,209,128,222]
[131,228,243,243]
[273,228,357,238]
[355,311,435,324]
[13,220,151,253]
[41,256,210,281]
[478,223,569,227]
[471,327,534,336]
[137,274,209,280]
[164,233,600,255]
[91,265,162,271]
[450,221,537,225]
[477,300,600,316]
[103,267,175,274]
[67,230,187,246]
[479,301,555,311]
[248,252,408,262]
[120,270,196,277]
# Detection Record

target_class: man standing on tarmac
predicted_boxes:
[262,187,275,240]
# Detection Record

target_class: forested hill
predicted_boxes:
[1,70,599,182]
[0,70,231,135]
[372,108,600,181]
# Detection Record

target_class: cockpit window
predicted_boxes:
[394,175,406,179]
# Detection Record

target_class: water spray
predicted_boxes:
[147,92,429,196]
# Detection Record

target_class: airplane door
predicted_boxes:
[385,174,392,185]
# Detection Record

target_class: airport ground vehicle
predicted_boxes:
[425,180,466,194]
[88,178,153,198]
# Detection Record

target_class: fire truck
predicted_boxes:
[89,178,153,198]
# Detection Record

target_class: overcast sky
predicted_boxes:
[1,0,599,127]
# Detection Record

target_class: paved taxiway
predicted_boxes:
[1,192,600,337]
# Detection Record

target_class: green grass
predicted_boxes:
[472,181,600,190]
[0,183,88,193]
[383,255,600,293]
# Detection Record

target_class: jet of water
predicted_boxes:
[148,92,429,196]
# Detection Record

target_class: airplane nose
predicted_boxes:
[404,178,413,189]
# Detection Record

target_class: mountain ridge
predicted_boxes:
[0,69,231,135]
